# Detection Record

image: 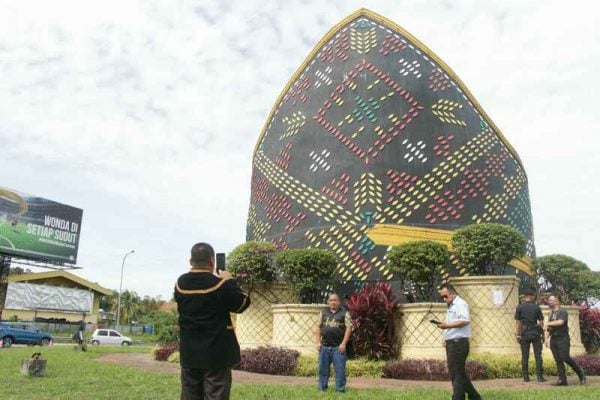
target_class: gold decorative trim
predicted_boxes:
[175,278,230,295]
[189,268,213,274]
[366,223,533,275]
[252,8,525,173]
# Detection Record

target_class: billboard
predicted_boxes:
[0,187,83,263]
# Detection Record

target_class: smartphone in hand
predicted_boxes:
[429,319,442,325]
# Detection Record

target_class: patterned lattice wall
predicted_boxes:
[236,283,297,348]
[450,276,521,352]
[271,304,326,354]
[247,9,535,287]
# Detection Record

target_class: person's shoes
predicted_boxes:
[537,376,547,383]
[579,375,586,385]
[551,380,568,386]
[523,376,530,382]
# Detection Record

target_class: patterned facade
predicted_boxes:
[247,9,534,288]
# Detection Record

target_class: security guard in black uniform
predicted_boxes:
[546,294,586,386]
[514,288,545,382]
[175,242,251,400]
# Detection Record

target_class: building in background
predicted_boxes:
[4,270,112,324]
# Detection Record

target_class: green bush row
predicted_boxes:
[161,349,594,380]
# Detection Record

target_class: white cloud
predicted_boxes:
[0,0,598,298]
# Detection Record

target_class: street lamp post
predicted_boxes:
[116,250,135,332]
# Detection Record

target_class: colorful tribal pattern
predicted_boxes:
[247,10,534,283]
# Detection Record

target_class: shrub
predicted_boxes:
[382,358,487,381]
[275,248,337,303]
[143,310,179,343]
[470,353,559,378]
[452,223,526,275]
[167,351,180,363]
[152,342,179,361]
[534,254,600,304]
[227,241,277,289]
[387,240,449,301]
[235,346,300,375]
[580,304,600,354]
[294,355,385,377]
[573,354,600,375]
[345,283,398,360]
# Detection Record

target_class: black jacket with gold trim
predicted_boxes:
[174,271,250,369]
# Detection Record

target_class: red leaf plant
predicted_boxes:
[345,283,399,360]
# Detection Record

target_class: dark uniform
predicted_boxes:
[175,270,250,400]
[514,299,544,381]
[548,307,585,385]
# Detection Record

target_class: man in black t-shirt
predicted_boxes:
[315,293,352,392]
[545,295,586,386]
[514,288,546,382]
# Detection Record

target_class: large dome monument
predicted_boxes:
[246,9,534,289]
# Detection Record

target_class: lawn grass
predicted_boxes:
[1,346,599,399]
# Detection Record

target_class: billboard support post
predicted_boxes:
[0,254,11,320]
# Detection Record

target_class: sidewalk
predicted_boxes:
[97,352,599,391]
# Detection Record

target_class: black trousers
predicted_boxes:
[181,367,232,400]
[550,336,584,383]
[520,334,543,377]
[446,339,481,400]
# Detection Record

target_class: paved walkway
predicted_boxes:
[97,353,599,391]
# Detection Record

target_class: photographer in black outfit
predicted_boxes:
[514,288,546,382]
[174,242,251,400]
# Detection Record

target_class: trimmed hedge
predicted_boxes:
[158,345,600,379]
[152,342,179,361]
[234,346,300,375]
[294,355,386,377]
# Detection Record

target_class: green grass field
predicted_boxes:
[0,346,598,399]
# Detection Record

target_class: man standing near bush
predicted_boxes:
[514,288,546,382]
[175,242,251,400]
[545,294,586,386]
[316,293,352,392]
[437,283,481,400]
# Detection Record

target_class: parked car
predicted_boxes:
[0,323,53,347]
[90,329,132,346]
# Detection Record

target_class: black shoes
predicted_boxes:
[551,380,568,386]
[523,376,530,382]
[536,376,547,383]
[580,375,586,385]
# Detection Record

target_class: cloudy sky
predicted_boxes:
[1,0,598,299]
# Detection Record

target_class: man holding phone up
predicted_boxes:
[436,283,481,400]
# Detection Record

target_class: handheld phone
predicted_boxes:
[216,253,226,272]
[429,319,442,325]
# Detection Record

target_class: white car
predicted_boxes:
[90,329,132,346]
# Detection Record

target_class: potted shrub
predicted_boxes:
[275,248,337,304]
[387,240,450,302]
[451,223,526,275]
[227,241,277,293]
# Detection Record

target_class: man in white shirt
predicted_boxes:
[437,283,481,400]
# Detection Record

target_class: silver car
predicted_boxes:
[90,329,132,346]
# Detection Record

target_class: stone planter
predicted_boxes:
[449,275,521,356]
[272,304,326,354]
[236,282,297,349]
[396,302,447,359]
